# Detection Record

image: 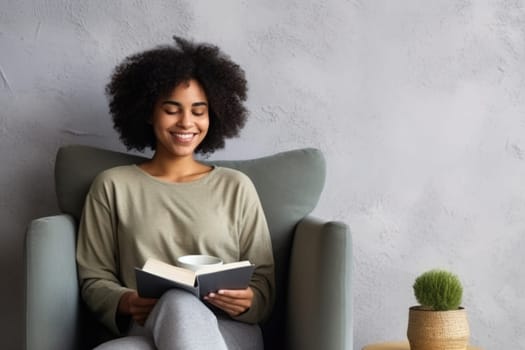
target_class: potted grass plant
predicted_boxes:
[407,269,470,350]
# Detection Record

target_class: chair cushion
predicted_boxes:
[55,144,326,344]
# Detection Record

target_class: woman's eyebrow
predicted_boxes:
[161,101,208,107]
[192,102,208,107]
[161,101,181,107]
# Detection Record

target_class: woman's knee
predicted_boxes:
[155,289,204,313]
[146,289,218,328]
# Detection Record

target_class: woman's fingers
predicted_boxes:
[119,291,158,325]
[205,297,245,316]
[204,287,254,316]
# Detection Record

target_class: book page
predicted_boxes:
[195,260,252,276]
[143,258,196,287]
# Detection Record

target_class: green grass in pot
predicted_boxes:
[413,269,463,311]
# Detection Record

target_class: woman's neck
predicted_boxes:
[139,151,212,183]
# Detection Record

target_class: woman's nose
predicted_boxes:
[177,111,193,128]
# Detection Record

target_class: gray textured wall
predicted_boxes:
[1,1,524,349]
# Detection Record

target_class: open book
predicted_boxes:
[135,258,255,298]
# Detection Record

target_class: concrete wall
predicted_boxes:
[1,1,524,349]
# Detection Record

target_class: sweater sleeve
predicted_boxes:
[76,179,134,335]
[232,178,275,324]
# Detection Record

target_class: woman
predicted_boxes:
[76,36,275,350]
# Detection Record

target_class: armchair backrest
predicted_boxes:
[55,145,326,347]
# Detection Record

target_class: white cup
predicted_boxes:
[176,254,223,272]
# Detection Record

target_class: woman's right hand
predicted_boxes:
[118,291,158,326]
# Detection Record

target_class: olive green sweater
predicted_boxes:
[76,165,275,334]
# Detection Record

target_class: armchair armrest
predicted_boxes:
[25,214,80,350]
[287,216,352,350]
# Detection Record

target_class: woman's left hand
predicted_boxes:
[204,287,254,317]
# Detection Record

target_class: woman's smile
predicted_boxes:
[170,131,199,144]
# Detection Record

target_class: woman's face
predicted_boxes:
[151,79,209,159]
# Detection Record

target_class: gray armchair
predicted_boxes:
[25,145,352,350]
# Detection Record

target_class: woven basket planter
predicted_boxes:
[407,306,470,350]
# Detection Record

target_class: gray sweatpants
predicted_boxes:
[94,289,264,350]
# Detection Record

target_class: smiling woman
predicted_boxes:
[76,37,275,350]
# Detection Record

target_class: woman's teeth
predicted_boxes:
[172,133,194,141]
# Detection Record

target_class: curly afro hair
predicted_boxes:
[106,36,248,154]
